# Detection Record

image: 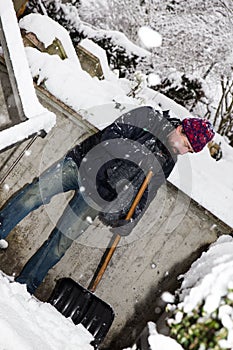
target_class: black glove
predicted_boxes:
[110,219,135,236]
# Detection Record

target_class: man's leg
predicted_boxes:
[0,157,79,240]
[15,190,98,294]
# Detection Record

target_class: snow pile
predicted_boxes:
[0,0,56,151]
[81,23,151,61]
[147,322,183,350]
[125,235,233,350]
[124,322,183,350]
[0,272,94,350]
[166,234,233,349]
[19,13,81,66]
[179,235,233,314]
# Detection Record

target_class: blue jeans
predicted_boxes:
[0,157,98,294]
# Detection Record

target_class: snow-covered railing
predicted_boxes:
[0,0,56,152]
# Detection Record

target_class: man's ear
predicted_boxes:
[176,124,183,134]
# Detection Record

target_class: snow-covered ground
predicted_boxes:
[2,235,233,350]
[0,5,233,350]
[0,272,93,350]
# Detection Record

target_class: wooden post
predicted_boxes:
[13,0,28,17]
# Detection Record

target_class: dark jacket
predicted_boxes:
[67,106,180,228]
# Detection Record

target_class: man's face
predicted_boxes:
[167,125,194,155]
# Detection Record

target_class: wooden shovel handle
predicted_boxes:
[89,170,153,292]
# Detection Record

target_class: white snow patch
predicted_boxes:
[0,239,8,249]
[147,322,183,350]
[138,26,162,49]
[20,13,80,66]
[0,272,94,349]
[179,235,233,314]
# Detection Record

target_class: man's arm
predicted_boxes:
[111,160,174,236]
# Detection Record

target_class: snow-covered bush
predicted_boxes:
[211,76,233,146]
[169,292,233,350]
[79,0,233,79]
[152,72,206,111]
[26,0,150,78]
[167,235,233,350]
[125,236,233,350]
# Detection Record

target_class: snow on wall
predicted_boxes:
[79,38,117,81]
[19,13,81,67]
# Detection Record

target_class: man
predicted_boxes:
[0,106,214,294]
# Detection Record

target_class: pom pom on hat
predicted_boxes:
[182,118,215,153]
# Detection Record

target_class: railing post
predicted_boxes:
[0,15,26,124]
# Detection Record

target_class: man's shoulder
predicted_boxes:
[122,106,163,122]
[131,105,161,114]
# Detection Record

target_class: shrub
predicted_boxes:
[168,289,233,350]
[152,73,205,111]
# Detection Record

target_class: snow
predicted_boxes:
[0,272,93,350]
[147,72,161,87]
[147,322,184,350]
[19,13,80,66]
[179,235,233,314]
[24,45,137,121]
[123,322,184,350]
[167,235,233,350]
[138,26,162,49]
[79,38,116,80]
[20,14,139,128]
[0,0,56,151]
[1,6,233,350]
[81,23,151,60]
[125,235,233,350]
[0,239,8,249]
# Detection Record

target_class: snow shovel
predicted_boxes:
[48,170,153,348]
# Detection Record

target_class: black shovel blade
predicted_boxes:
[48,278,115,347]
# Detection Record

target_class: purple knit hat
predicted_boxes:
[182,118,215,153]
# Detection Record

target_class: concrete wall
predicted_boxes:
[0,84,231,350]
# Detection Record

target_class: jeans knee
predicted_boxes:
[53,234,73,259]
[22,184,44,210]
